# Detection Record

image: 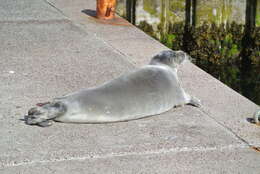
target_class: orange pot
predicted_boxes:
[96,0,116,19]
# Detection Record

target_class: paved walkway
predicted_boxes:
[0,0,259,173]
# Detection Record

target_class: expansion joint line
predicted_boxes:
[198,107,260,151]
[43,0,69,18]
[0,144,249,169]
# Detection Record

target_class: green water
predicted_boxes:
[117,0,260,105]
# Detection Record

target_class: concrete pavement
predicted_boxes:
[0,0,259,173]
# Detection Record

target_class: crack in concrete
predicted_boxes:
[43,0,69,18]
[0,144,249,169]
[97,38,138,67]
[198,107,260,148]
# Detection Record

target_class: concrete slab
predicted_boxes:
[179,62,260,146]
[105,37,168,66]
[0,0,260,173]
[1,148,260,174]
[0,106,246,168]
[45,0,260,146]
[46,0,167,66]
[0,0,65,21]
[0,21,134,103]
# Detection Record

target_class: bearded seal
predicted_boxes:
[25,50,201,127]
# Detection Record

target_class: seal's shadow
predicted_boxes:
[81,9,96,18]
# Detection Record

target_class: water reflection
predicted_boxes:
[117,0,248,30]
[117,0,260,105]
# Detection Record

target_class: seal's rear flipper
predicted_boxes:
[25,101,66,127]
[188,96,201,107]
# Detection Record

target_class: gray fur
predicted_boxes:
[24,50,201,127]
[254,109,260,125]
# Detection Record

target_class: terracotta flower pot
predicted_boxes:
[96,0,116,19]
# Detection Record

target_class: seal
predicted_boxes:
[25,50,201,127]
[254,109,260,125]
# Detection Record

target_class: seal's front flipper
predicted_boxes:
[254,110,260,125]
[188,96,201,107]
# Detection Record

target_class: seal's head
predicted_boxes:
[150,50,190,69]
